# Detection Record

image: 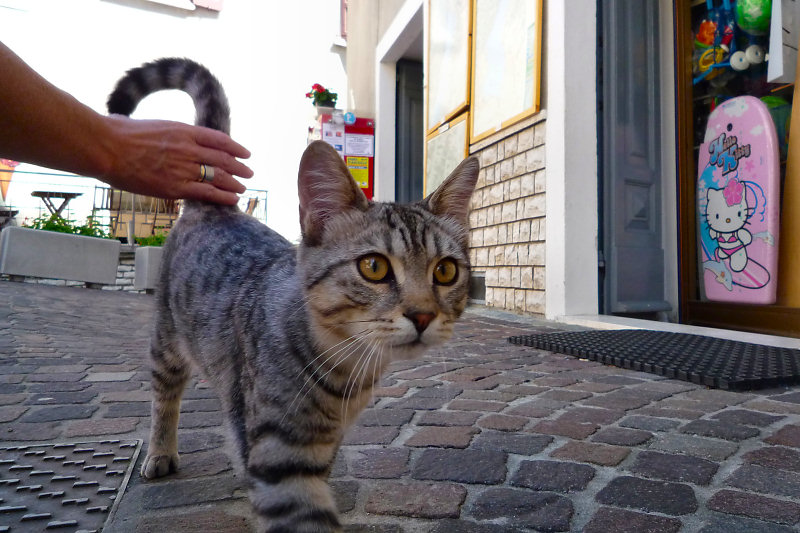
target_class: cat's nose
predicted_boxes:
[404,311,436,334]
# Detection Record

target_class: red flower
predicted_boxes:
[306,83,337,107]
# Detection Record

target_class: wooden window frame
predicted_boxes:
[468,0,543,144]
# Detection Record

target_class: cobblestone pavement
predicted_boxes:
[2,281,800,532]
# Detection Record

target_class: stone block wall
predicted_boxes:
[467,115,546,315]
[105,251,138,292]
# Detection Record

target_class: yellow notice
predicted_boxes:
[347,156,369,189]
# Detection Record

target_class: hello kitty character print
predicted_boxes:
[706,178,752,272]
[697,96,779,304]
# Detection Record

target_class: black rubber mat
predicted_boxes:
[509,330,800,390]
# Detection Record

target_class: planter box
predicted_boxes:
[134,246,163,290]
[0,226,121,285]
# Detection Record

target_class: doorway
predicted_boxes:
[395,59,424,203]
[599,0,671,316]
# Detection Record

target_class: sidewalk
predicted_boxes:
[2,280,800,532]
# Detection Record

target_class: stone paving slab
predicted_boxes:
[2,281,800,532]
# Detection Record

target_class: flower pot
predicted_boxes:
[134,246,163,291]
[0,226,121,285]
[315,104,336,115]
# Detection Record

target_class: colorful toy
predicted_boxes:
[729,44,766,72]
[693,0,736,85]
[696,19,717,47]
[735,0,772,36]
[693,0,769,85]
[697,96,780,303]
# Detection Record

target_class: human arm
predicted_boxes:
[0,42,253,205]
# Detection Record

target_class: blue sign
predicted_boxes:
[344,112,356,125]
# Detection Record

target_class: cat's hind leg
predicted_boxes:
[141,338,190,479]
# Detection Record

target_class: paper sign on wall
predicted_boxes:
[322,121,345,156]
[346,157,370,189]
[345,134,374,157]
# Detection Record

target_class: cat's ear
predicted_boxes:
[298,140,369,243]
[424,156,480,227]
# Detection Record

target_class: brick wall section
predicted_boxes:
[468,116,546,315]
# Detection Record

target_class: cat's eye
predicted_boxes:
[433,258,458,285]
[358,254,391,282]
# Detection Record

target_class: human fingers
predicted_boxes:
[194,164,246,195]
[184,179,240,206]
[198,149,254,180]
[193,126,252,161]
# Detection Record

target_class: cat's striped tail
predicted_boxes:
[107,57,230,134]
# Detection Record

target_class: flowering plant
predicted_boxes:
[0,159,19,169]
[306,83,338,108]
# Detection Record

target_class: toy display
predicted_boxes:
[697,96,780,304]
[736,0,772,36]
[693,0,769,86]
[693,0,736,85]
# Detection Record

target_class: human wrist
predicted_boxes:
[90,114,125,185]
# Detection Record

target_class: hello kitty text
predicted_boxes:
[708,132,751,175]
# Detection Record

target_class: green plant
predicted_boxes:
[305,83,338,107]
[135,233,168,247]
[24,214,112,239]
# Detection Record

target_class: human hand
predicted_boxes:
[101,115,254,205]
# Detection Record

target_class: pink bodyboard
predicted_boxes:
[697,96,780,304]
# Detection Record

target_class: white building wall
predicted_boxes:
[545,0,599,320]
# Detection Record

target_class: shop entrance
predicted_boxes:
[599,0,671,316]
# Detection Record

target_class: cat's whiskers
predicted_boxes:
[296,328,369,381]
[286,292,317,319]
[309,332,377,424]
[292,330,370,392]
[359,342,385,424]
[286,328,378,416]
[342,338,384,426]
[282,330,372,423]
[340,338,373,424]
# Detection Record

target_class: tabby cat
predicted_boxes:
[108,58,479,533]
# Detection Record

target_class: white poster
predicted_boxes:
[345,133,374,157]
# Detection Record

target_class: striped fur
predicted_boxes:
[109,58,478,532]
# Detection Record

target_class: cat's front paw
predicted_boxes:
[140,453,179,479]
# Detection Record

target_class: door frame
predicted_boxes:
[374,0,423,202]
[546,0,677,321]
[598,0,677,317]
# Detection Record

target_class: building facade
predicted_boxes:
[342,0,799,340]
